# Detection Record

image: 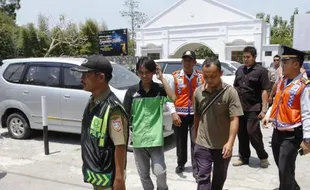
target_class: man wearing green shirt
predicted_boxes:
[123,57,176,190]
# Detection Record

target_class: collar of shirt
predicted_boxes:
[138,81,161,95]
[243,63,259,71]
[284,72,304,88]
[90,88,111,106]
[203,80,225,93]
[179,69,198,80]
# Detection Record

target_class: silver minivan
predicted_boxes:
[0,58,173,150]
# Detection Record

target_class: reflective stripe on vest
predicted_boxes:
[84,169,111,186]
[269,77,306,131]
[99,105,111,147]
[174,71,203,115]
[89,105,111,147]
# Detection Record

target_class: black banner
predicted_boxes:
[98,29,128,56]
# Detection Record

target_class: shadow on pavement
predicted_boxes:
[248,157,262,168]
[1,128,176,151]
[0,172,7,180]
[231,155,261,168]
[0,130,81,145]
[164,135,176,152]
[3,171,89,188]
[31,130,81,145]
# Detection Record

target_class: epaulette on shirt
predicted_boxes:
[300,77,310,85]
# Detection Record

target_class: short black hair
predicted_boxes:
[243,46,257,57]
[202,58,221,71]
[274,55,281,59]
[104,72,112,82]
[136,56,156,72]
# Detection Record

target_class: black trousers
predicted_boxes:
[194,144,231,190]
[173,114,197,174]
[272,128,302,190]
[238,111,268,161]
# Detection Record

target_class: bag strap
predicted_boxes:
[201,85,230,116]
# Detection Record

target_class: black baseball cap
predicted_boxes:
[182,50,196,60]
[280,45,308,63]
[71,55,113,74]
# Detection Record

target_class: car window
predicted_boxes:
[3,63,26,83]
[221,62,236,72]
[303,62,310,69]
[110,64,140,89]
[63,67,82,90]
[24,66,60,87]
[155,62,166,72]
[230,61,242,69]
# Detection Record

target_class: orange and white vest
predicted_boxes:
[269,74,309,131]
[173,69,204,115]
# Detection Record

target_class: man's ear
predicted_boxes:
[100,73,106,83]
[220,70,223,76]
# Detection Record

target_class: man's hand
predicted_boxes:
[262,117,269,129]
[258,111,266,120]
[300,141,310,155]
[156,64,163,81]
[114,178,126,190]
[222,142,233,159]
[172,113,181,127]
[268,96,273,104]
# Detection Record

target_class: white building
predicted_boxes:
[135,0,280,67]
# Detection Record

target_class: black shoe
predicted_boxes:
[175,166,184,173]
[193,173,199,183]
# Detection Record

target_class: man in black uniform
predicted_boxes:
[233,46,270,168]
[72,55,128,190]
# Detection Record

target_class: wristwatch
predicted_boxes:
[304,138,310,143]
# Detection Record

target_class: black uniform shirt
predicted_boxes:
[233,63,271,112]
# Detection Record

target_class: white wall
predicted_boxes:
[262,45,281,67]
[293,14,310,51]
[136,20,267,61]
[136,0,271,62]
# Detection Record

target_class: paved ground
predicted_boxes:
[1,126,310,190]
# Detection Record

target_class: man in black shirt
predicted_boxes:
[233,46,270,168]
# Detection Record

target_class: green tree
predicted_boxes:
[195,46,216,59]
[257,8,310,48]
[0,0,21,20]
[80,19,101,55]
[36,14,50,57]
[44,15,87,57]
[0,10,16,58]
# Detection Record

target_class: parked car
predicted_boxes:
[153,59,236,86]
[303,62,310,78]
[221,60,242,72]
[0,57,173,151]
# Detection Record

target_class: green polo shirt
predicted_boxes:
[123,82,170,148]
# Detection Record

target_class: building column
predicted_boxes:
[254,33,263,62]
[161,29,169,59]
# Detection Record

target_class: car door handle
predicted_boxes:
[64,94,70,99]
[23,90,29,95]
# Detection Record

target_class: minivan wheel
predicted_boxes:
[7,112,31,139]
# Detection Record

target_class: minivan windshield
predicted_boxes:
[110,63,140,89]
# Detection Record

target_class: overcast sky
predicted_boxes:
[16,0,310,29]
